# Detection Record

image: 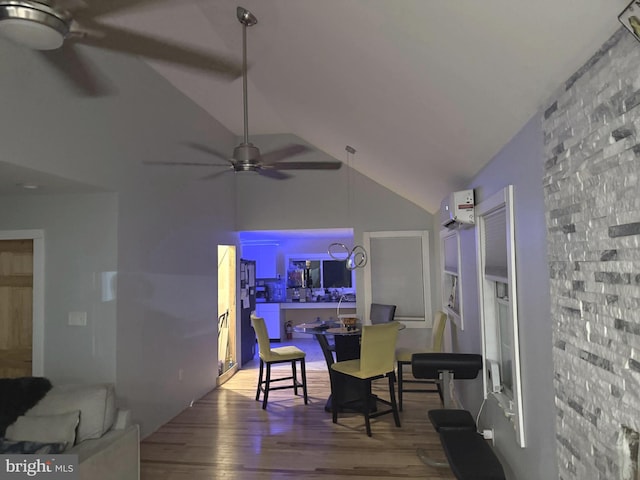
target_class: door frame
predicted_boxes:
[0,229,45,375]
[217,244,238,385]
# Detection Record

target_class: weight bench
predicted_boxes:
[412,353,505,480]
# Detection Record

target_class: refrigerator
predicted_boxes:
[239,258,257,366]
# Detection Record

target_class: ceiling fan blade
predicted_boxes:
[270,161,343,171]
[259,144,311,166]
[54,0,89,13]
[39,44,112,96]
[258,168,291,180]
[69,0,169,19]
[143,161,230,167]
[184,142,232,163]
[73,20,242,79]
[200,168,234,181]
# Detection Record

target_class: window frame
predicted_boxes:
[285,253,355,291]
[440,228,464,330]
[475,185,525,448]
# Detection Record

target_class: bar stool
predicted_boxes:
[251,314,308,410]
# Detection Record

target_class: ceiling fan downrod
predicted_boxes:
[237,6,257,148]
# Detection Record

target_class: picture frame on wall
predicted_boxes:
[619,0,640,42]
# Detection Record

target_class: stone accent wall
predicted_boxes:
[542,28,640,480]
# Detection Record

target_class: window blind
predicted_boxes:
[370,236,425,319]
[443,234,458,273]
[483,206,508,280]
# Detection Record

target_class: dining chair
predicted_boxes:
[250,314,308,410]
[369,303,397,324]
[330,321,401,436]
[395,311,447,411]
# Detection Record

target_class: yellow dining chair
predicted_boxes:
[251,314,308,410]
[330,321,401,437]
[395,311,447,411]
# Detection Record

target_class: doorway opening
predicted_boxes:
[217,245,238,385]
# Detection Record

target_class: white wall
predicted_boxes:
[454,113,557,480]
[0,193,118,383]
[0,40,239,436]
[114,181,237,434]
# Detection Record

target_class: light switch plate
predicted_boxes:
[68,311,87,326]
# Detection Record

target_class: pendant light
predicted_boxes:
[327,145,368,270]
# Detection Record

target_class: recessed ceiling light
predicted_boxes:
[17,183,40,189]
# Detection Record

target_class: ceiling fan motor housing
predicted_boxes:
[0,1,71,50]
[233,143,261,167]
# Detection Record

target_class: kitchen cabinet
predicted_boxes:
[255,303,281,341]
[242,245,277,279]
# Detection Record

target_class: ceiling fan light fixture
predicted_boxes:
[326,145,368,270]
[0,3,69,50]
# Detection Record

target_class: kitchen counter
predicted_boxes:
[275,302,357,341]
[280,301,356,310]
[256,301,356,309]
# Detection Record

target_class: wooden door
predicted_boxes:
[0,239,33,378]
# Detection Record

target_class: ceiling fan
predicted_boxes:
[0,0,242,95]
[144,6,343,181]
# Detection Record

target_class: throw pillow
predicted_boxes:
[0,377,52,437]
[26,384,116,442]
[5,411,79,447]
[0,438,67,454]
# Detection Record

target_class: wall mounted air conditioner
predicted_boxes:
[440,189,475,228]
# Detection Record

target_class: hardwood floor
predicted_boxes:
[140,339,456,479]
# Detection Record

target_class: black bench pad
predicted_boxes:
[412,353,483,380]
[429,409,476,432]
[427,408,505,480]
[439,430,506,480]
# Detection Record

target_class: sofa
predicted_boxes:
[0,377,139,480]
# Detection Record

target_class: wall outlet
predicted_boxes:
[178,369,184,382]
[68,311,87,326]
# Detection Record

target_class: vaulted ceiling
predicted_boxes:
[0,0,632,212]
